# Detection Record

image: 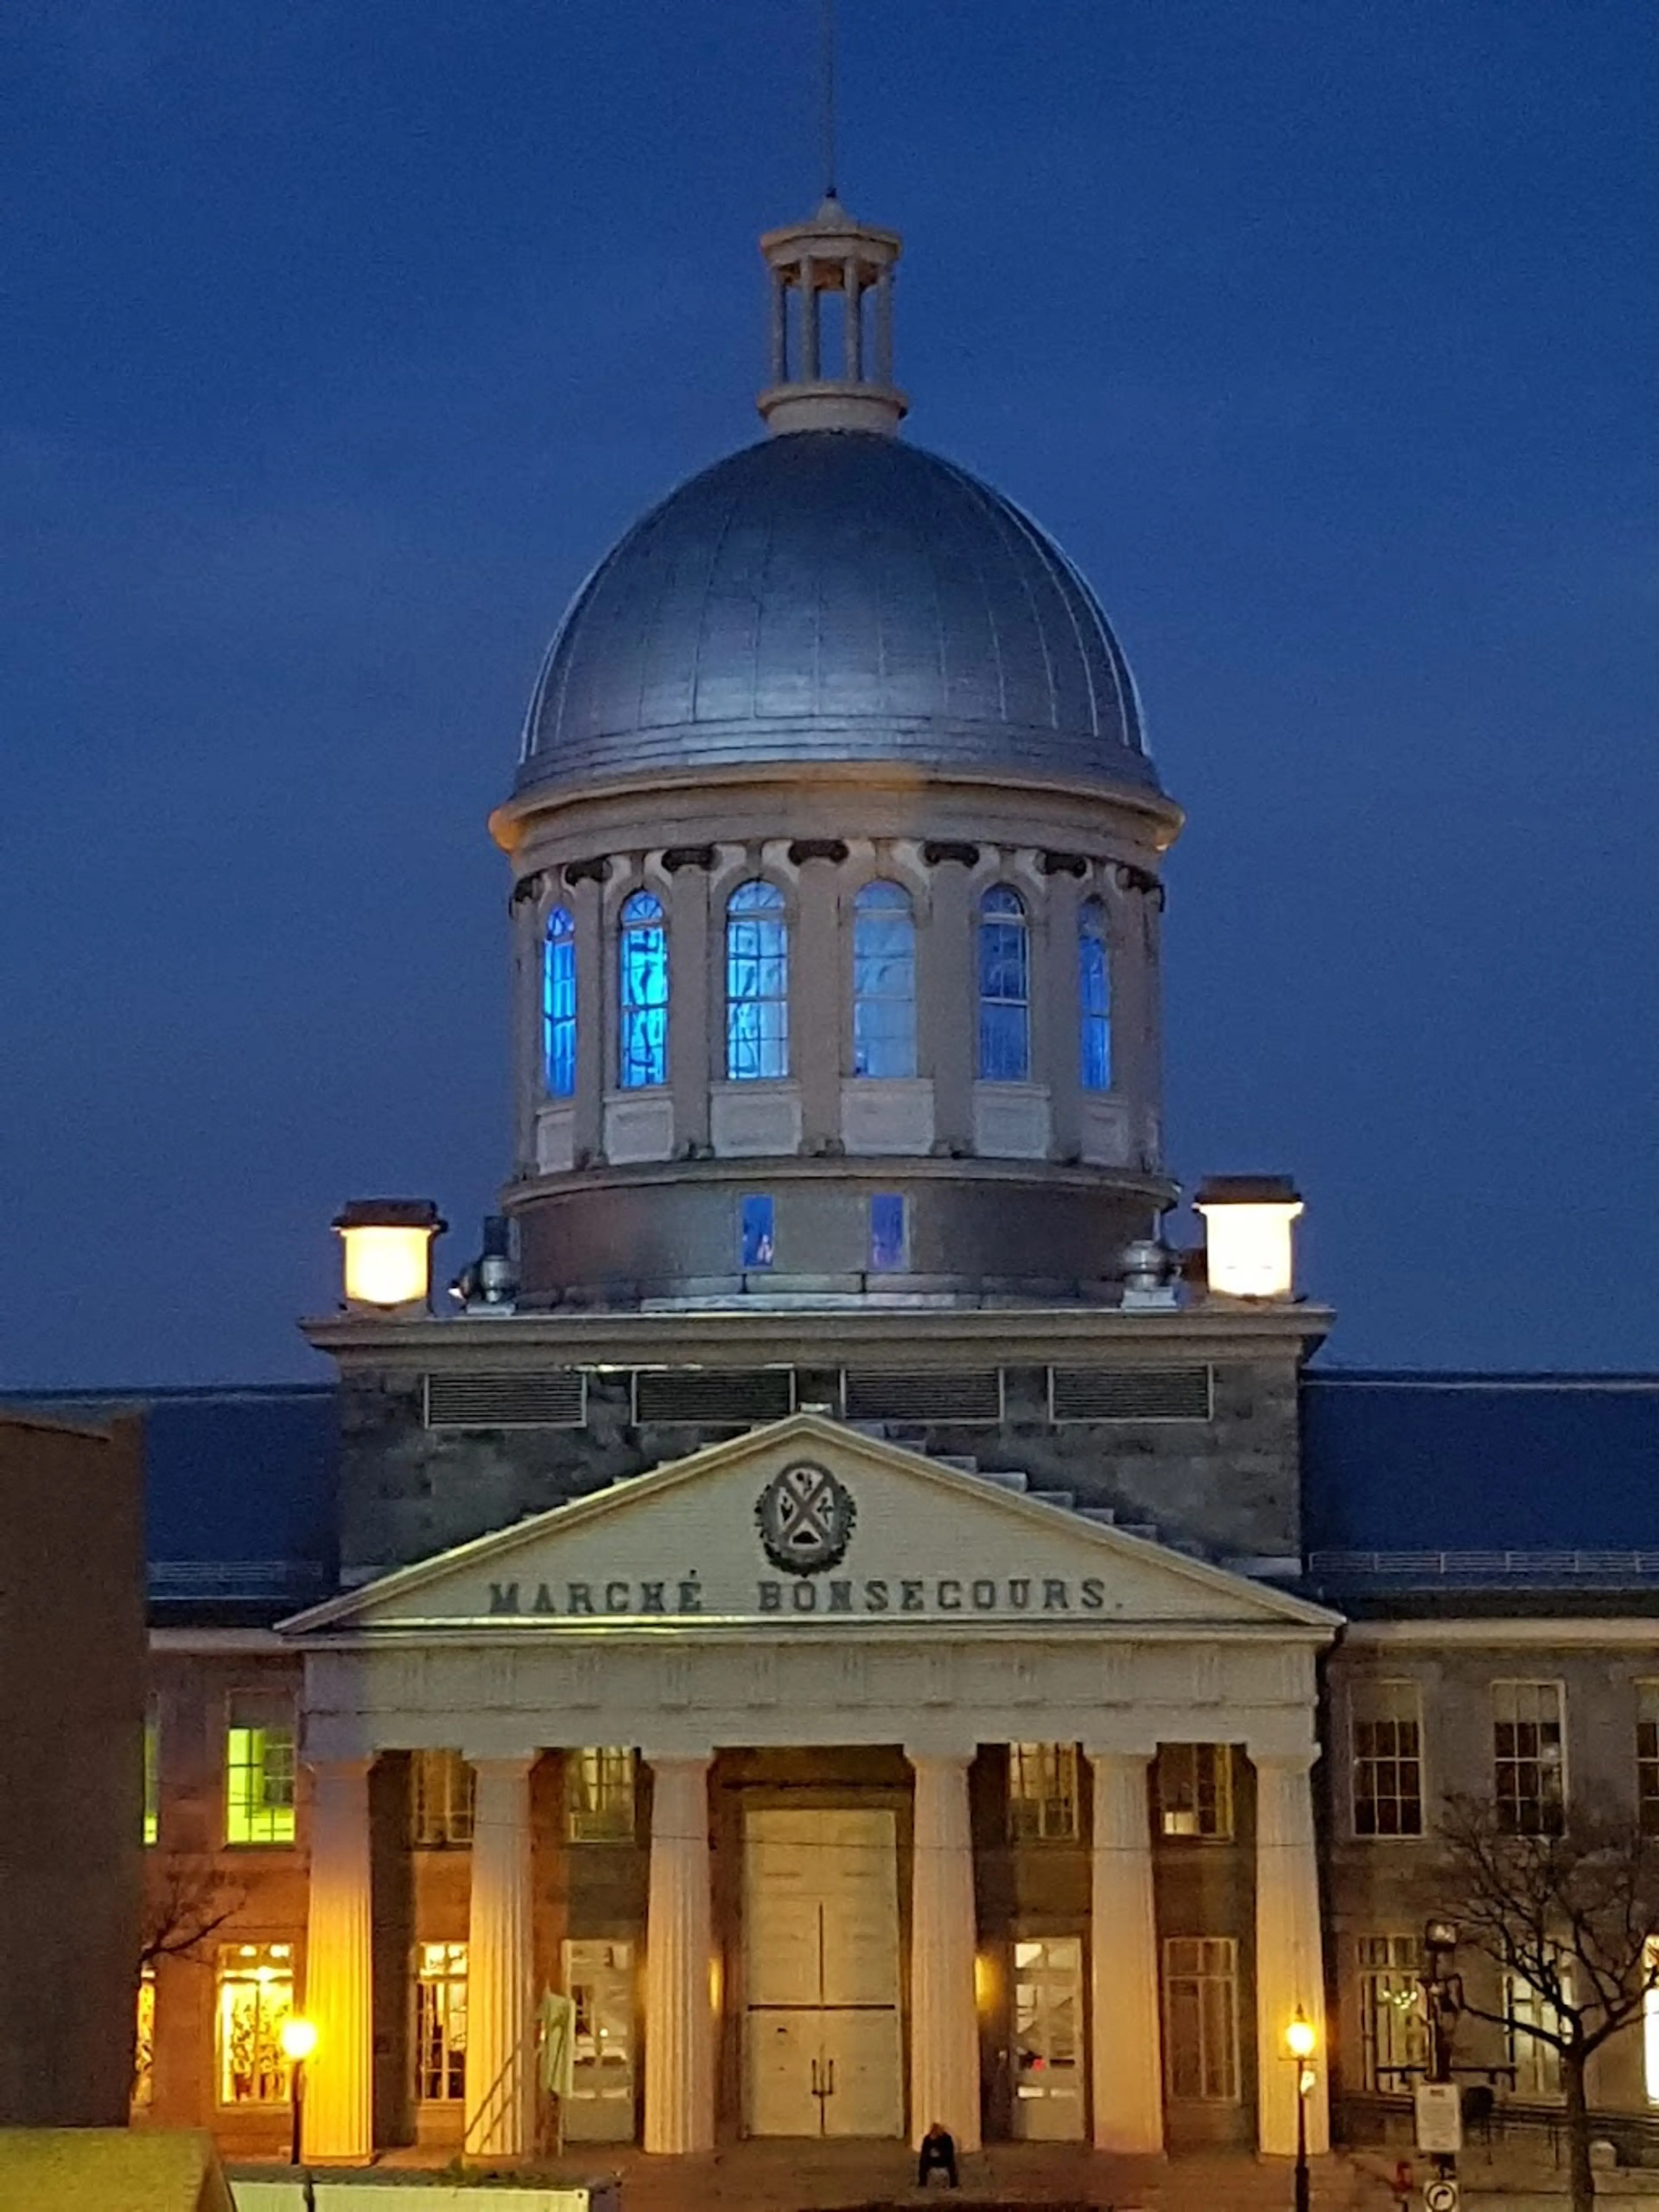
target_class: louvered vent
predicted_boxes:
[843,1369,1003,1423]
[1049,1365,1213,1423]
[632,1368,795,1425]
[423,1371,587,1429]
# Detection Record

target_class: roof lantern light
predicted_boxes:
[332,1199,446,1314]
[1193,1176,1304,1302]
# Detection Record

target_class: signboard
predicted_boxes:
[1423,2179,1459,2212]
[1414,2080,1463,2155]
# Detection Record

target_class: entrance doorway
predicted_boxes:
[562,1938,636,2142]
[743,1807,903,2139]
[1011,1937,1084,2140]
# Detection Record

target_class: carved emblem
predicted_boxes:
[754,1461,857,1576]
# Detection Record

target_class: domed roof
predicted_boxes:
[517,430,1156,798]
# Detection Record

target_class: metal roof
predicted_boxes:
[518,430,1155,797]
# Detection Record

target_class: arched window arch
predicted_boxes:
[618,891,668,1089]
[977,885,1030,1082]
[725,879,788,1081]
[852,879,916,1078]
[1078,896,1111,1092]
[542,904,577,1098]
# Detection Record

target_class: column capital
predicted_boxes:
[1247,1741,1320,1775]
[1083,1738,1159,1766]
[459,1749,540,1776]
[903,1744,975,1773]
[641,1747,713,1773]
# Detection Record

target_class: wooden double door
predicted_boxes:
[742,1807,904,2139]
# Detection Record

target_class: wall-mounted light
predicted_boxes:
[1193,1176,1304,1301]
[332,1199,446,1313]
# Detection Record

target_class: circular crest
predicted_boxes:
[754,1461,857,1576]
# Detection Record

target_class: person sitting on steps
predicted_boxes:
[917,2119,960,2189]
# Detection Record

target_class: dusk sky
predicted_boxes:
[4,0,1655,1386]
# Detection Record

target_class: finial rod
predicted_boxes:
[821,0,837,200]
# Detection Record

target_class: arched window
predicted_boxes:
[1078,896,1111,1092]
[725,880,788,1081]
[542,905,577,1098]
[618,891,668,1088]
[852,880,916,1077]
[978,886,1030,1082]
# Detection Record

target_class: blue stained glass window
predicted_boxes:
[1078,897,1111,1092]
[543,906,577,1098]
[852,881,916,1077]
[619,891,668,1088]
[725,880,788,1081]
[869,1193,906,1272]
[978,886,1030,1082]
[741,1194,775,1270]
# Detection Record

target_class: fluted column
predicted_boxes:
[301,1757,374,2161]
[643,1754,714,2154]
[466,1754,536,2158]
[1253,1747,1329,2157]
[1088,1747,1163,2153]
[907,1751,980,2151]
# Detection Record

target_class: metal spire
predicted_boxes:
[820,0,838,200]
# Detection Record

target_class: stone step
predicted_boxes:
[971,1468,1030,1493]
[1074,1505,1117,1525]
[1029,1487,1076,1510]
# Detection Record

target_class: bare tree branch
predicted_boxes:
[140,1855,245,1969]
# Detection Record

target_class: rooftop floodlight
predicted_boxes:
[1193,1175,1305,1302]
[332,1199,446,1314]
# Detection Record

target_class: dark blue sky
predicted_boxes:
[4,0,1655,1385]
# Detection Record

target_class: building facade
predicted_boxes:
[28,193,1659,2169]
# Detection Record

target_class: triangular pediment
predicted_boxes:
[285,1414,1337,1639]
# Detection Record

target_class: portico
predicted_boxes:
[284,1414,1338,2164]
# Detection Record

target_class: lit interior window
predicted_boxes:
[1077,896,1110,1091]
[852,880,916,1077]
[216,1943,295,2105]
[619,891,668,1088]
[133,1969,156,2108]
[978,886,1030,1081]
[416,1941,468,2103]
[567,1748,636,1843]
[1646,1938,1659,2103]
[869,1192,906,1272]
[225,1697,296,1846]
[726,880,788,1079]
[741,1194,775,1270]
[143,1705,159,1847]
[543,905,577,1098]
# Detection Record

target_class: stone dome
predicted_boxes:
[517,430,1157,799]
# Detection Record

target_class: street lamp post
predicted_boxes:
[1286,2009,1317,2212]
[280,2015,318,2167]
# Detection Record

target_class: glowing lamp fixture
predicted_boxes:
[1193,1175,1304,1301]
[333,1199,446,1312]
[1285,2011,1316,2063]
[279,2015,318,2063]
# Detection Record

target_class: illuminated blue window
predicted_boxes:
[852,881,916,1077]
[1078,896,1111,1092]
[869,1193,906,1273]
[741,1194,775,1270]
[543,905,576,1098]
[726,880,788,1081]
[977,887,1030,1082]
[619,891,668,1089]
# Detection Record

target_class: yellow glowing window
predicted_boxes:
[566,1748,635,1843]
[225,1696,296,1846]
[1007,1742,1079,1841]
[216,1943,295,2105]
[412,1751,475,1847]
[1158,1743,1234,1840]
[143,1706,159,1846]
[415,1941,468,2102]
[132,1968,156,2108]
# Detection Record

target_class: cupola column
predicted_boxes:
[757,200,907,436]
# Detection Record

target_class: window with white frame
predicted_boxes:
[1077,895,1111,1091]
[1505,1970,1566,2097]
[1493,1680,1565,1836]
[1357,1935,1430,2090]
[1157,1743,1233,1839]
[415,1941,467,2102]
[1163,1936,1240,2102]
[725,879,788,1080]
[216,1942,295,2105]
[618,891,669,1088]
[224,1693,296,1846]
[411,1751,475,1847]
[543,904,577,1098]
[852,879,916,1077]
[1638,1684,1659,1836]
[977,886,1030,1081]
[1352,1679,1424,1837]
[1007,1741,1080,1841]
[566,1748,636,1843]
